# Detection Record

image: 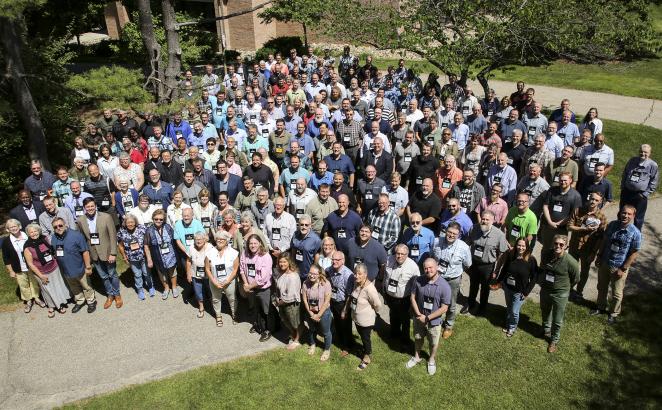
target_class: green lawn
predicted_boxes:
[64,291,662,409]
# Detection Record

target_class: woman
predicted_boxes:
[167,191,192,227]
[188,232,213,318]
[192,189,218,236]
[97,144,119,180]
[215,208,239,245]
[70,136,93,165]
[239,234,273,342]
[205,230,239,326]
[232,211,268,255]
[144,209,179,299]
[343,263,382,370]
[2,219,44,312]
[118,214,154,300]
[579,107,603,139]
[22,224,70,318]
[302,264,332,361]
[128,126,149,159]
[539,234,579,353]
[274,255,302,350]
[314,237,336,272]
[114,176,139,220]
[495,96,513,121]
[460,135,487,175]
[497,238,538,337]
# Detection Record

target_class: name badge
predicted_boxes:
[439,259,449,272]
[423,295,433,311]
[473,245,484,258]
[56,245,64,257]
[365,191,373,200]
[42,251,53,263]
[371,228,380,239]
[290,179,297,191]
[545,273,555,283]
[275,145,284,154]
[215,263,227,278]
[553,202,563,213]
[331,285,338,300]
[160,243,170,254]
[510,225,521,238]
[404,153,412,162]
[350,296,358,311]
[296,208,304,218]
[610,243,620,252]
[343,133,351,143]
[410,244,420,257]
[337,228,346,238]
[442,178,451,189]
[416,177,423,185]
[75,206,84,217]
[295,249,304,261]
[201,217,211,228]
[506,277,516,287]
[487,111,493,117]
[129,240,140,251]
[195,266,205,279]
[272,227,281,241]
[528,126,536,137]
[185,234,194,247]
[247,263,256,277]
[630,171,641,182]
[90,233,100,245]
[102,199,110,207]
[441,123,448,129]
[354,257,364,268]
[387,278,398,294]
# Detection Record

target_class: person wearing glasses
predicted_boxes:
[400,212,436,264]
[187,231,213,318]
[205,230,239,326]
[503,192,538,246]
[144,209,179,299]
[475,182,508,227]
[540,171,582,250]
[302,264,333,361]
[567,192,607,301]
[539,234,579,353]
[117,214,154,300]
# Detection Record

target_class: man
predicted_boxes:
[557,110,580,146]
[384,244,419,349]
[244,152,275,196]
[177,170,206,206]
[481,121,502,148]
[361,120,392,157]
[142,169,174,210]
[523,102,549,147]
[432,221,472,339]
[466,104,488,137]
[306,108,333,140]
[112,110,138,141]
[76,198,120,309]
[173,208,205,276]
[213,160,242,205]
[439,198,473,238]
[503,129,527,174]
[201,63,220,95]
[382,172,409,217]
[550,99,576,124]
[84,164,114,214]
[283,104,302,135]
[268,118,292,168]
[51,217,97,313]
[394,130,421,182]
[326,251,355,356]
[517,163,550,217]
[308,160,334,191]
[620,144,659,229]
[39,196,76,236]
[290,215,321,281]
[407,257,452,375]
[498,109,527,144]
[346,224,388,281]
[51,166,74,206]
[24,160,56,204]
[365,193,401,253]
[546,145,579,188]
[64,181,93,219]
[324,142,356,187]
[322,194,362,253]
[520,134,555,176]
[435,154,463,206]
[540,172,582,250]
[191,158,215,193]
[243,124,269,158]
[235,176,257,212]
[407,178,443,235]
[360,136,394,182]
[263,196,296,259]
[543,122,564,158]
[10,190,45,228]
[256,109,276,138]
[592,205,642,324]
[305,184,338,235]
[279,155,311,197]
[96,109,117,135]
[165,112,192,143]
[450,169,485,222]
[437,98,455,130]
[580,133,614,180]
[579,163,613,207]
[504,192,538,245]
[250,188,273,230]
[448,113,470,150]
[400,212,436,264]
[284,140,313,171]
[463,210,509,315]
[356,165,386,216]
[486,153,518,204]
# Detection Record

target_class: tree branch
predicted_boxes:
[175,0,274,29]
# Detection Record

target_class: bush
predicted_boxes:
[255,36,305,63]
[67,66,154,108]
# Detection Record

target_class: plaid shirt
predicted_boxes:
[365,207,401,251]
[520,147,555,175]
[336,120,364,148]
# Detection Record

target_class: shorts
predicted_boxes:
[414,319,442,347]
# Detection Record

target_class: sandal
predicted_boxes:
[197,310,205,318]
[58,306,67,314]
[47,309,55,318]
[24,300,34,314]
[216,317,224,327]
[356,361,369,371]
[34,299,46,308]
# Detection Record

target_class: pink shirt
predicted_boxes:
[240,252,272,289]
[303,280,331,313]
[475,197,509,225]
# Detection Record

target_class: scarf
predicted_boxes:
[25,235,53,265]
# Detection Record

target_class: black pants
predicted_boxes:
[331,300,353,349]
[468,263,495,311]
[385,294,411,343]
[356,325,373,356]
[254,287,272,333]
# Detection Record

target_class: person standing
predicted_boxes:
[620,144,658,230]
[206,230,240,326]
[406,258,451,375]
[592,205,642,324]
[76,198,121,309]
[117,214,154,300]
[539,172,582,250]
[384,244,419,349]
[274,255,302,349]
[290,214,321,281]
[2,219,43,313]
[496,239,537,337]
[239,234,273,342]
[539,234,579,353]
[50,217,97,313]
[303,264,333,362]
[326,251,355,357]
[346,225,388,282]
[144,209,179,299]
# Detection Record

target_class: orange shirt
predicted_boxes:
[435,166,463,205]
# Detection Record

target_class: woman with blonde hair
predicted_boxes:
[314,236,336,271]
[192,188,218,235]
[302,263,332,361]
[2,219,44,312]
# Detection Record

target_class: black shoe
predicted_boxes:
[87,301,97,313]
[71,304,85,314]
[249,325,258,334]
[607,315,616,325]
[259,331,272,342]
[475,308,486,317]
[460,305,471,314]
[589,309,604,316]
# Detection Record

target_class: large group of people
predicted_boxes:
[2,46,659,374]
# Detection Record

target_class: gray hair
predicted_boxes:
[194,231,208,241]
[298,214,312,225]
[118,152,130,160]
[5,218,22,231]
[123,213,139,226]
[240,211,255,225]
[214,230,232,242]
[25,223,42,236]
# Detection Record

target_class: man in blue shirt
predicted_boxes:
[173,208,205,269]
[51,217,97,313]
[308,160,334,190]
[290,215,321,280]
[346,224,388,281]
[592,205,642,324]
[279,155,311,197]
[400,212,436,264]
[165,112,192,143]
[324,142,356,186]
[322,194,362,253]
[142,169,174,210]
[326,250,355,356]
[439,199,474,238]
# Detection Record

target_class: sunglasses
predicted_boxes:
[53,224,65,228]
[553,243,565,247]
[153,218,164,222]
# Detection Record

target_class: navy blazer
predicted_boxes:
[213,173,242,205]
[9,202,45,229]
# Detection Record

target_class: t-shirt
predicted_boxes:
[50,230,89,277]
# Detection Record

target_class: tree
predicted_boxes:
[258,0,331,49]
[161,0,182,102]
[323,0,659,99]
[137,0,165,101]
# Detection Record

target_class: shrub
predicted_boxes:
[67,66,154,108]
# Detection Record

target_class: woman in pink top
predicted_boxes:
[343,263,382,370]
[302,264,332,361]
[240,234,273,342]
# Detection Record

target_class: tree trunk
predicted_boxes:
[476,73,490,101]
[0,16,51,169]
[302,22,308,49]
[137,0,165,102]
[458,68,469,88]
[161,0,182,102]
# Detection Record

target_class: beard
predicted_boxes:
[480,224,490,233]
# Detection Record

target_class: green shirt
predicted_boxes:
[539,251,579,292]
[504,207,538,245]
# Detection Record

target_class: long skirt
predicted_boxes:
[39,267,71,308]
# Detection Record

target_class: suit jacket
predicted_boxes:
[76,212,117,262]
[360,150,394,182]
[9,202,45,229]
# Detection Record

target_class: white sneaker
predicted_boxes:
[308,345,316,355]
[427,362,437,375]
[406,356,421,369]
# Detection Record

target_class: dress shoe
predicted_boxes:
[71,304,85,314]
[442,328,453,339]
[115,295,123,308]
[87,301,97,313]
[103,297,114,309]
[460,305,471,315]
[259,331,272,342]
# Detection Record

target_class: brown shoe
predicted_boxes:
[547,342,557,353]
[442,328,453,339]
[103,296,114,309]
[115,295,123,308]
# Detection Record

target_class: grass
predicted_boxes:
[64,290,662,409]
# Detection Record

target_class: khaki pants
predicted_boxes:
[209,278,237,318]
[596,264,628,317]
[15,271,40,302]
[64,274,96,305]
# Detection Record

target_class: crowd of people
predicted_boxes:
[2,45,659,374]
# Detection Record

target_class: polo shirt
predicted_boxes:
[308,171,334,190]
[382,185,409,215]
[544,187,582,223]
[290,231,321,280]
[411,274,452,326]
[384,256,420,298]
[504,207,538,244]
[557,122,580,146]
[323,154,355,178]
[322,210,363,253]
[408,191,442,228]
[581,145,615,176]
[142,183,173,210]
[400,227,436,262]
[439,210,473,238]
[173,219,205,253]
[346,238,388,281]
[279,167,311,195]
[50,229,89,278]
[601,221,642,268]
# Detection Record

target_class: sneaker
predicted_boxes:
[547,342,558,353]
[320,350,330,362]
[406,357,421,369]
[259,331,272,342]
[162,289,170,300]
[149,287,156,297]
[71,303,84,314]
[427,362,437,376]
[506,329,515,338]
[460,305,471,315]
[287,341,301,351]
[249,325,258,334]
[137,289,145,300]
[607,315,617,325]
[589,309,604,316]
[308,345,316,355]
[172,288,179,298]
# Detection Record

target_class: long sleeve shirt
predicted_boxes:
[433,238,472,279]
[240,252,272,289]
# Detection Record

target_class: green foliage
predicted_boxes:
[67,66,154,108]
[109,11,216,68]
[254,46,277,63]
[255,36,305,63]
[258,0,330,28]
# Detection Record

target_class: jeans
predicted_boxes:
[503,286,525,332]
[307,308,333,350]
[356,325,374,356]
[94,261,120,296]
[130,260,153,291]
[468,263,495,311]
[443,276,462,328]
[540,288,569,344]
[331,300,353,350]
[192,277,206,302]
[385,294,411,343]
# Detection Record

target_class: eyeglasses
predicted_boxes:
[553,242,565,247]
[411,221,421,225]
[153,218,164,222]
[446,231,459,236]
[53,224,64,228]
